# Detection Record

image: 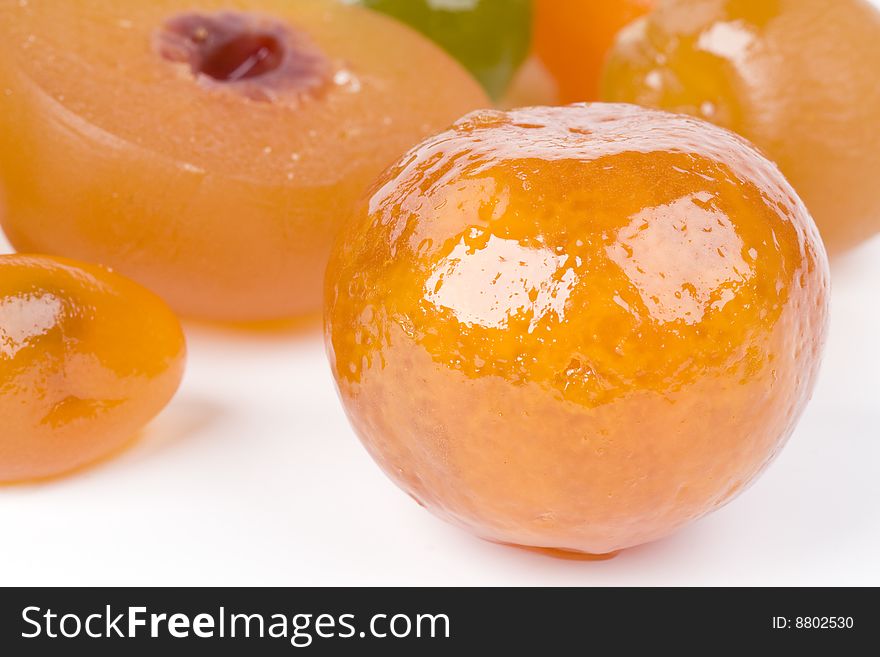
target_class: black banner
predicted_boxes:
[0,587,873,653]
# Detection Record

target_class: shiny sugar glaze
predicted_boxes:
[601,0,880,253]
[325,104,829,555]
[0,255,185,482]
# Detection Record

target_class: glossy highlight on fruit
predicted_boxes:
[351,0,532,100]
[325,104,830,555]
[601,0,880,254]
[534,0,654,102]
[0,0,489,321]
[0,255,186,483]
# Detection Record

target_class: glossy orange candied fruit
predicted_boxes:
[601,0,880,254]
[0,0,488,322]
[534,0,654,102]
[0,255,185,482]
[325,104,830,556]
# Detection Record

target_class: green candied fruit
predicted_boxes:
[349,0,532,100]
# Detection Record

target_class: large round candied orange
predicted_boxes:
[0,0,488,322]
[534,0,654,103]
[325,104,829,556]
[601,0,880,254]
[0,254,185,483]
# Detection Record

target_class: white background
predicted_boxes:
[2,3,880,585]
[3,233,878,587]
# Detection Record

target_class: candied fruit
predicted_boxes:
[0,0,489,321]
[601,0,880,254]
[499,55,561,110]
[325,104,829,555]
[0,254,185,483]
[534,0,654,102]
[353,0,532,100]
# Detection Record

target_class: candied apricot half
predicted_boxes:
[601,0,880,254]
[0,0,488,321]
[0,254,185,482]
[325,104,829,555]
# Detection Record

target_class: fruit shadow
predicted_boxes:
[485,527,694,569]
[0,395,223,489]
[182,311,322,343]
[126,394,225,463]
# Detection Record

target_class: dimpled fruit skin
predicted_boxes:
[0,255,185,482]
[601,0,880,254]
[535,0,654,102]
[354,0,531,101]
[325,104,829,555]
[0,0,488,322]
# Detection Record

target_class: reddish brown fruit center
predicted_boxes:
[199,32,284,82]
[155,12,329,101]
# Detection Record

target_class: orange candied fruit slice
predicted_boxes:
[534,0,654,102]
[0,254,186,482]
[601,0,880,254]
[0,0,489,321]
